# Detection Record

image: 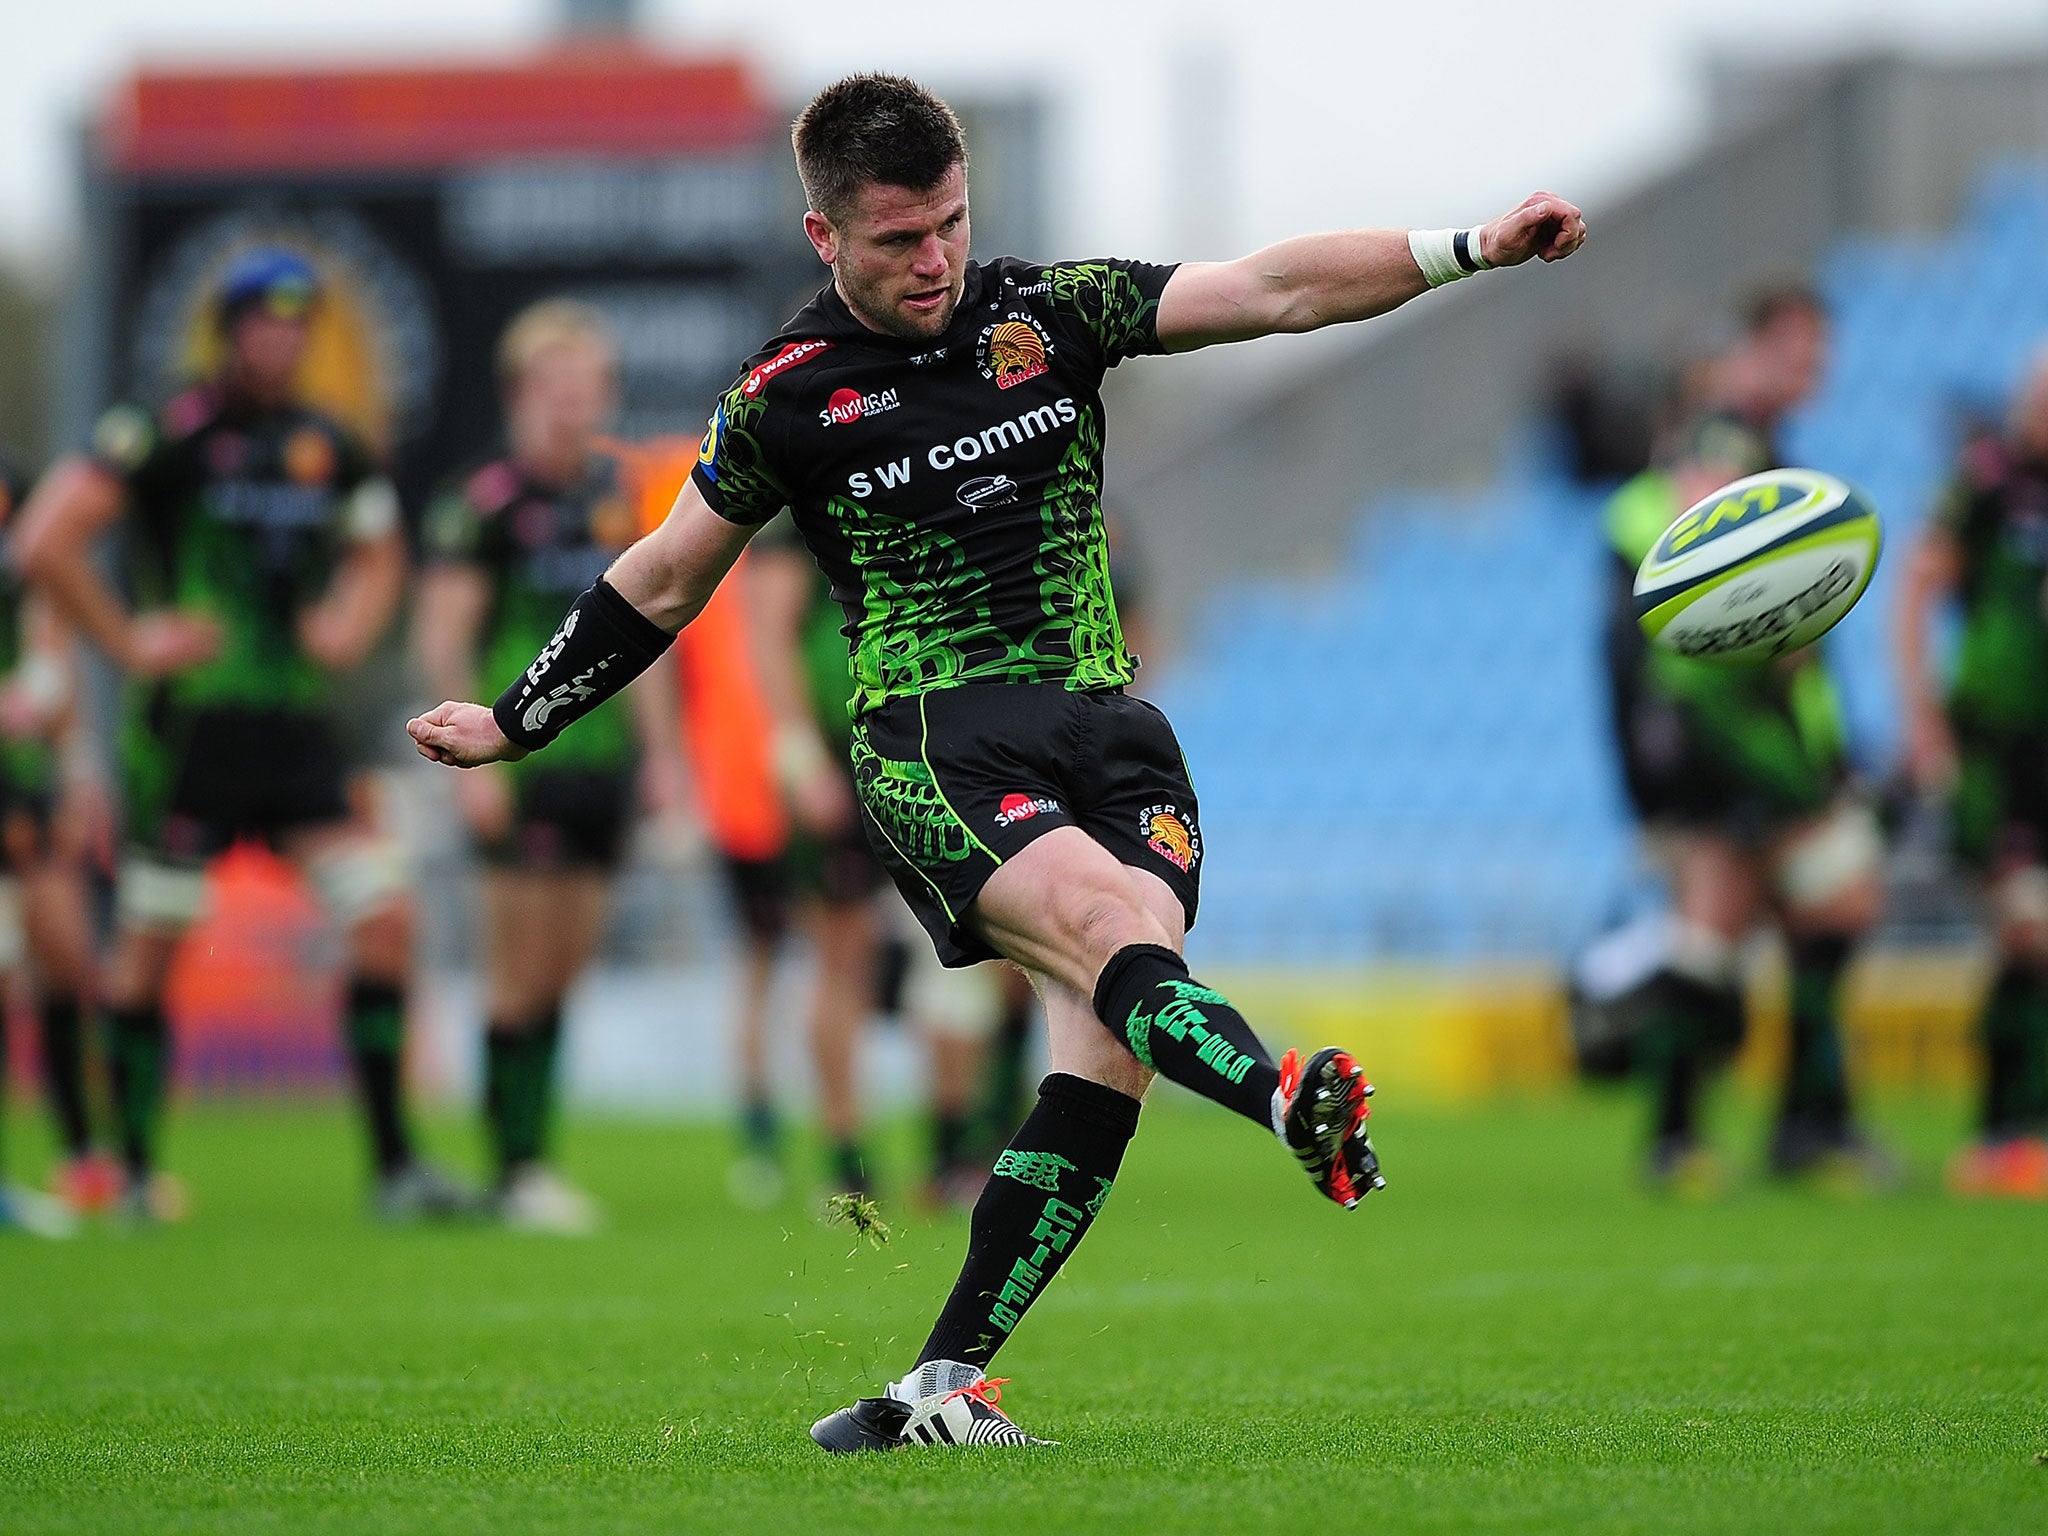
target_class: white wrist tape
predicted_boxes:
[1407,227,1491,288]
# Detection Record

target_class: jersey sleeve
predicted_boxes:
[689,376,796,527]
[419,464,514,571]
[1046,260,1180,369]
[87,402,181,508]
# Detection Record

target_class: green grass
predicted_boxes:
[3,1091,2045,1534]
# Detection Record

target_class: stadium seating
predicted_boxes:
[1159,161,2048,962]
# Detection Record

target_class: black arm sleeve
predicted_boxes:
[491,578,675,753]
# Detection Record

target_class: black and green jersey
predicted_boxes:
[1930,435,2048,735]
[690,257,1177,716]
[89,386,397,715]
[421,448,644,775]
[0,460,55,801]
[1604,411,1847,820]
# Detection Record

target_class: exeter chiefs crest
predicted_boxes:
[977,313,1052,390]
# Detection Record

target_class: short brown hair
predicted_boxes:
[495,298,616,394]
[792,74,967,225]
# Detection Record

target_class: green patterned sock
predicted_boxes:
[1091,944,1280,1127]
[345,982,413,1176]
[485,1007,561,1177]
[915,1073,1140,1370]
[1980,964,2048,1139]
[106,1003,169,1180]
[1780,935,1852,1131]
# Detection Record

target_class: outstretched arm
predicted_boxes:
[407,476,757,767]
[1155,191,1587,352]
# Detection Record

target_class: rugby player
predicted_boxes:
[417,300,685,1231]
[1604,285,1889,1190]
[17,248,471,1222]
[408,74,1586,1448]
[1895,351,2048,1198]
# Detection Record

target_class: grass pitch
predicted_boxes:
[2,1090,2044,1535]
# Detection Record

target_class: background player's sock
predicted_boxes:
[1777,934,1854,1145]
[914,1072,1139,1371]
[1978,963,2048,1139]
[930,1107,971,1179]
[344,982,414,1177]
[1092,944,1279,1127]
[484,1006,561,1179]
[829,1138,869,1194]
[38,995,94,1159]
[978,984,1036,1146]
[1636,969,1744,1149]
[105,1003,169,1181]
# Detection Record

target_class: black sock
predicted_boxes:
[1091,944,1280,1127]
[1979,964,2048,1139]
[739,1095,778,1154]
[916,1073,1140,1370]
[931,1108,971,1177]
[345,981,413,1177]
[39,994,93,1158]
[486,1006,563,1178]
[1780,935,1853,1133]
[106,1003,169,1180]
[1635,969,1743,1143]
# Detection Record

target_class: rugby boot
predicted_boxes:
[812,1361,1054,1452]
[1273,1047,1382,1208]
[1947,1136,2048,1200]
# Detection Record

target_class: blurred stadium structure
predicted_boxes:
[14,41,2048,1109]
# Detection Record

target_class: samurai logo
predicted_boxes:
[977,313,1052,390]
[1141,803,1200,873]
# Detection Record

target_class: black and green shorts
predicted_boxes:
[484,766,636,872]
[851,682,1202,967]
[1952,726,2048,872]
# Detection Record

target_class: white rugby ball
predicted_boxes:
[1633,468,1881,664]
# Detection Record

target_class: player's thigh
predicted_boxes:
[20,857,94,993]
[484,869,604,1016]
[1771,800,1884,937]
[1662,827,1767,940]
[1030,965,1154,1101]
[970,825,1181,996]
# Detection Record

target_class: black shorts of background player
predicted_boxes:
[15,248,469,1223]
[416,300,688,1233]
[1602,286,1889,1192]
[1895,351,2048,1199]
[410,74,1585,1449]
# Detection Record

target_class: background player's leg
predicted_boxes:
[803,892,879,1194]
[24,856,96,1165]
[1952,865,2048,1195]
[721,857,789,1203]
[100,926,181,1216]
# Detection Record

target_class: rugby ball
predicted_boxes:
[1633,468,1881,664]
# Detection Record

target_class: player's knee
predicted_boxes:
[1775,803,1884,933]
[348,900,413,985]
[1993,866,2048,966]
[1071,889,1173,974]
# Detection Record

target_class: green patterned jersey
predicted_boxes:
[1930,434,2048,734]
[690,257,1177,715]
[420,448,645,775]
[89,385,398,713]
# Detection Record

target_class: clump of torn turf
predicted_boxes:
[823,1192,891,1249]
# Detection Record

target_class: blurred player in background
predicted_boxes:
[1895,351,2048,1198]
[15,248,468,1222]
[1604,284,1889,1190]
[0,454,105,1238]
[417,300,687,1232]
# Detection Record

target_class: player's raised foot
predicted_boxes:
[0,1182,80,1239]
[1947,1136,2048,1200]
[53,1152,123,1216]
[496,1165,601,1235]
[811,1361,1054,1453]
[1272,1047,1382,1208]
[374,1159,481,1224]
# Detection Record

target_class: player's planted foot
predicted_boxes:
[1274,1047,1381,1208]
[811,1361,1053,1452]
[496,1164,601,1234]
[375,1160,480,1224]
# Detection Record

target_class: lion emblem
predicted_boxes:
[1146,811,1196,872]
[984,320,1048,389]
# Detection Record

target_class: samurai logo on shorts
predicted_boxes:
[977,312,1052,390]
[995,792,1060,828]
[1141,802,1200,873]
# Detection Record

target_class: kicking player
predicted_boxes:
[1895,351,2048,1197]
[16,248,469,1221]
[1604,285,1889,1189]
[416,299,685,1231]
[408,74,1584,1449]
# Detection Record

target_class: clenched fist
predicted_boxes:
[407,701,528,768]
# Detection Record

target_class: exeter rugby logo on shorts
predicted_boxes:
[1141,804,1200,873]
[977,313,1052,390]
[995,792,1061,829]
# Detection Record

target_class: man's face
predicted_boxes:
[510,341,617,456]
[1752,308,1829,418]
[805,164,971,341]
[227,308,310,402]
